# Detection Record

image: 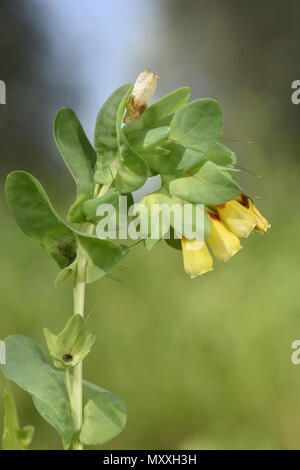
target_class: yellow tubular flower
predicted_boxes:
[208,213,242,262]
[181,238,213,279]
[235,193,271,234]
[216,200,256,238]
[124,70,159,123]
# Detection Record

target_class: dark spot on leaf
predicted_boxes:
[54,238,76,264]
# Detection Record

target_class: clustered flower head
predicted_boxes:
[121,70,271,281]
[182,193,270,278]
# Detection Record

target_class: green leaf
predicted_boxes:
[80,388,126,446]
[139,100,224,175]
[5,171,76,269]
[124,87,190,132]
[55,258,77,287]
[75,188,120,224]
[114,131,150,193]
[2,387,34,450]
[139,187,211,241]
[85,262,106,284]
[139,188,176,239]
[78,190,133,225]
[85,261,128,284]
[165,228,182,251]
[206,143,237,166]
[2,336,127,449]
[94,166,115,185]
[115,90,149,193]
[44,315,95,369]
[94,83,149,192]
[145,142,206,175]
[77,234,123,273]
[149,98,223,175]
[125,125,170,152]
[2,335,74,449]
[169,161,240,205]
[169,98,223,149]
[139,146,171,175]
[139,187,210,240]
[105,264,128,282]
[5,171,125,277]
[54,108,97,222]
[94,84,133,183]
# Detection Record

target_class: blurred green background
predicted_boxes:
[1,0,300,450]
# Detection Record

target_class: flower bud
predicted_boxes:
[216,200,256,238]
[235,193,270,233]
[208,213,242,262]
[181,238,213,278]
[124,70,159,123]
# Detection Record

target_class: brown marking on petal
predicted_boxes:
[207,211,220,221]
[215,203,226,209]
[238,193,250,208]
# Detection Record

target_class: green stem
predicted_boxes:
[70,182,109,450]
[72,249,87,450]
[65,368,72,398]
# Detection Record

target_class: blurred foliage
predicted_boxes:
[1,0,300,450]
[0,0,80,176]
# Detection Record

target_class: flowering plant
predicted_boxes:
[1,71,269,450]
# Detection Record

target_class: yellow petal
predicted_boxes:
[216,200,256,238]
[235,193,271,234]
[181,238,213,278]
[208,216,242,262]
[248,199,271,233]
[124,70,159,123]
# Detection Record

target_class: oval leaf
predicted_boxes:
[169,161,240,205]
[125,125,170,152]
[77,189,133,225]
[115,88,149,193]
[55,258,77,287]
[54,108,96,222]
[151,98,223,174]
[76,234,123,273]
[5,171,76,269]
[147,142,208,175]
[94,83,133,183]
[124,87,190,132]
[114,131,150,193]
[2,336,127,449]
[80,390,126,446]
[169,98,223,148]
[206,143,237,166]
[2,335,74,449]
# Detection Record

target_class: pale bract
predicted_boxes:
[124,70,159,123]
